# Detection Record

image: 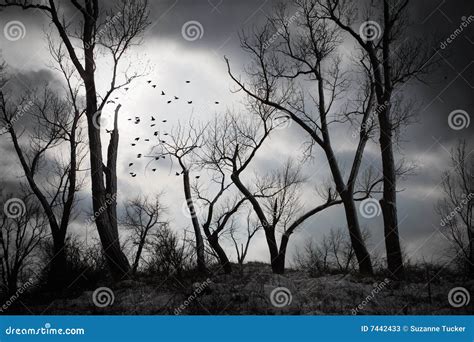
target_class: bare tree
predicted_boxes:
[225,1,382,274]
[0,189,47,295]
[436,140,473,276]
[192,117,262,274]
[209,104,352,274]
[0,0,151,278]
[155,121,207,272]
[146,228,194,277]
[193,189,246,274]
[121,194,168,274]
[294,227,372,275]
[0,75,85,287]
[229,209,260,270]
[319,0,437,279]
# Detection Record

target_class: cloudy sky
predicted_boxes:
[0,0,473,266]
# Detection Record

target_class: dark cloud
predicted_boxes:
[0,0,472,264]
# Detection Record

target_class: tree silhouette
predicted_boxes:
[0,63,85,287]
[0,0,151,278]
[436,140,473,276]
[319,0,437,279]
[122,194,168,274]
[225,1,381,274]
[0,189,47,295]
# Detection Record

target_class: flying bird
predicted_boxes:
[137,154,142,158]
[187,101,193,104]
[129,163,134,167]
[161,91,165,95]
[151,116,155,121]
[175,172,180,176]
[174,96,179,100]
[185,81,190,83]
[152,85,157,88]
[162,120,167,122]
[167,100,172,104]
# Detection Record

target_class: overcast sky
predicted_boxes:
[0,0,473,266]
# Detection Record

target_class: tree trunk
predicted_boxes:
[84,75,130,279]
[324,143,374,275]
[341,192,374,275]
[263,226,280,273]
[48,234,67,288]
[7,273,18,296]
[272,234,290,274]
[378,107,405,280]
[208,234,232,274]
[182,170,206,272]
[132,241,145,275]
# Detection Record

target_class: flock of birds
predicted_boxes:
[105,79,221,178]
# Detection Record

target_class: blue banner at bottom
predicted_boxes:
[0,316,472,342]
